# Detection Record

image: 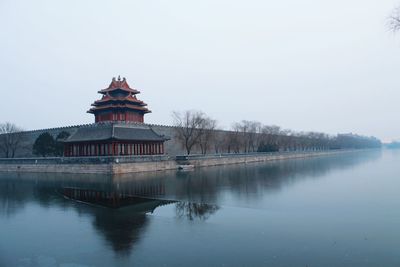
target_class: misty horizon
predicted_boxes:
[1,0,400,142]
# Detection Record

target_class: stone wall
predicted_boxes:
[7,123,187,158]
[183,150,350,168]
[0,163,112,174]
[12,125,83,157]
[0,161,178,174]
[0,150,356,174]
[112,160,178,174]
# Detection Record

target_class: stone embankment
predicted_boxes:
[177,150,351,168]
[0,150,357,174]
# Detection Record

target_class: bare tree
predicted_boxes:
[231,123,245,153]
[0,122,24,158]
[258,125,281,152]
[172,110,208,155]
[213,131,225,153]
[198,118,217,155]
[389,7,400,32]
[232,120,261,153]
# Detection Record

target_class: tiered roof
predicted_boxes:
[88,76,151,115]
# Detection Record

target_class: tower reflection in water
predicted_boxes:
[59,186,175,255]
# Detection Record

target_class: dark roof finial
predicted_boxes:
[118,75,121,81]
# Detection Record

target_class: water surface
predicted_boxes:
[0,150,399,267]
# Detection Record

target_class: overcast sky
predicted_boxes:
[1,0,400,141]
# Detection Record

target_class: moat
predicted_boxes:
[0,149,399,267]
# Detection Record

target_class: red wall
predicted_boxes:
[95,111,144,123]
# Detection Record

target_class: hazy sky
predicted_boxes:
[1,0,400,141]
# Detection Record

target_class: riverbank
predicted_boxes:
[0,149,365,174]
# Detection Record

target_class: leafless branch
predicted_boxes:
[388,7,400,32]
[0,122,24,158]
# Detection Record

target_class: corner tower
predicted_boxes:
[88,76,151,123]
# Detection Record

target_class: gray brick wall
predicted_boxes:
[7,123,191,158]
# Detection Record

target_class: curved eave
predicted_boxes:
[93,99,147,106]
[87,106,152,114]
[98,88,140,94]
[64,137,164,143]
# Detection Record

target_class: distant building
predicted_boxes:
[63,77,168,157]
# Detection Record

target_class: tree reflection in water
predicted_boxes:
[175,202,219,221]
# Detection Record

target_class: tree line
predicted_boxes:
[172,110,381,155]
[0,118,381,158]
[0,122,70,158]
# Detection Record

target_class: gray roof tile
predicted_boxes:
[64,123,167,143]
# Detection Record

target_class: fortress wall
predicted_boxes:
[185,150,349,168]
[15,126,82,157]
[148,124,185,156]
[0,163,111,174]
[11,123,197,158]
[111,160,178,174]
[0,150,354,174]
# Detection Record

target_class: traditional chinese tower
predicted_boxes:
[88,76,151,123]
[63,77,168,157]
